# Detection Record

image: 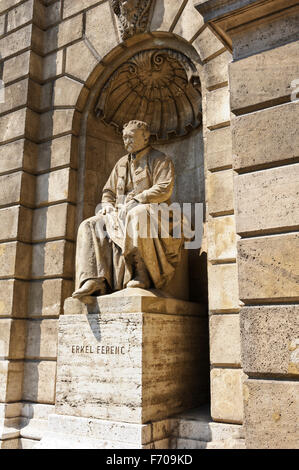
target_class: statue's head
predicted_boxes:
[122,120,150,153]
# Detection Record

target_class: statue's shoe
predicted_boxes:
[72,279,106,299]
[127,279,150,289]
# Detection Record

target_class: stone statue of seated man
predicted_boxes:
[72,120,184,301]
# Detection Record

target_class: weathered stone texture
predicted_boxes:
[232,102,299,171]
[7,0,34,32]
[173,0,204,41]
[44,15,83,54]
[28,279,73,318]
[243,379,299,449]
[193,26,224,60]
[0,206,32,243]
[63,0,101,18]
[0,140,37,175]
[208,263,240,313]
[210,314,241,366]
[31,240,75,279]
[238,234,299,302]
[0,280,28,317]
[211,368,245,424]
[0,108,39,144]
[230,41,299,113]
[0,24,32,59]
[85,3,119,59]
[204,51,231,89]
[35,168,77,206]
[235,164,299,235]
[240,305,299,377]
[39,109,80,140]
[65,41,98,83]
[208,169,234,215]
[151,0,185,32]
[206,88,230,129]
[206,126,232,171]
[232,11,299,60]
[208,215,237,262]
[37,135,78,172]
[43,50,63,81]
[25,320,58,360]
[0,242,32,279]
[23,360,56,403]
[0,172,35,208]
[0,319,26,359]
[32,203,76,242]
[0,360,23,402]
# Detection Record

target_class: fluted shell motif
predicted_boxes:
[95,49,202,141]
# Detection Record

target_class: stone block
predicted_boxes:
[211,368,245,424]
[0,24,32,59]
[235,164,299,235]
[0,79,42,114]
[210,314,241,366]
[32,203,76,242]
[2,51,31,84]
[56,299,209,423]
[43,50,63,81]
[63,0,101,18]
[0,171,35,208]
[0,1,23,14]
[0,14,5,35]
[208,215,237,262]
[39,109,80,140]
[192,26,224,61]
[0,242,32,280]
[25,320,58,360]
[53,77,86,110]
[44,15,83,54]
[208,169,234,216]
[243,379,299,449]
[7,0,34,32]
[206,87,230,129]
[65,40,98,84]
[0,402,22,418]
[0,139,37,175]
[28,279,73,318]
[151,0,185,32]
[0,206,32,243]
[0,319,26,359]
[232,102,299,171]
[173,0,204,41]
[232,11,299,60]
[0,108,40,144]
[35,168,77,207]
[44,1,61,27]
[238,234,299,302]
[0,280,28,317]
[37,135,78,172]
[240,305,299,377]
[206,126,232,171]
[230,42,299,113]
[85,3,119,60]
[23,360,56,403]
[208,263,240,313]
[31,240,75,279]
[0,360,23,402]
[21,403,54,420]
[204,50,232,90]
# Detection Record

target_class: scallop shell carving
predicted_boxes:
[95,49,202,141]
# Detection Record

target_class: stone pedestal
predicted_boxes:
[37,289,209,449]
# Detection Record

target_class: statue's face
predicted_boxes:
[123,128,148,153]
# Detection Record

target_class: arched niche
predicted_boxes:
[76,33,207,303]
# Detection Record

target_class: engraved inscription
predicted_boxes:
[71,345,126,355]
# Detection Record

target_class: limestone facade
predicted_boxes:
[0,0,298,449]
